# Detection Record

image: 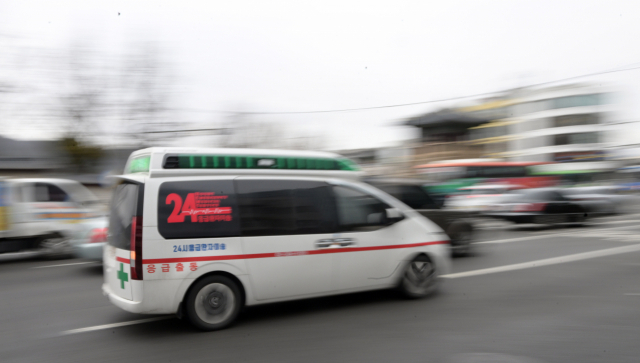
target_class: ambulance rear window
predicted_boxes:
[108,182,143,250]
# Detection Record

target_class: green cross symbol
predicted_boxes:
[117,263,129,289]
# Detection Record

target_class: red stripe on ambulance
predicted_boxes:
[142,240,448,265]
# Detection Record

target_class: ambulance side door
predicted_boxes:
[237,178,337,301]
[330,184,404,290]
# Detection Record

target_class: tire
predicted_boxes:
[450,229,473,257]
[185,275,242,331]
[571,209,587,226]
[398,254,438,299]
[533,214,566,226]
[38,235,72,260]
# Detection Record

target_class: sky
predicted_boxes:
[2,0,640,151]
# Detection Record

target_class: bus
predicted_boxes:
[416,159,558,198]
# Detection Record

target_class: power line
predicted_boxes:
[140,127,229,134]
[174,62,640,115]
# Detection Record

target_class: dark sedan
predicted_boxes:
[364,178,476,255]
[484,188,587,225]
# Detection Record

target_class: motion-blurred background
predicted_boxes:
[1,1,640,196]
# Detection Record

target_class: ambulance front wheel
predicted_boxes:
[184,275,242,331]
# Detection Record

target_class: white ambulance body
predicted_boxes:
[0,178,104,256]
[103,147,451,330]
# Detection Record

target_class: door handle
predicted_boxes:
[315,239,335,248]
[315,238,357,248]
[333,238,356,247]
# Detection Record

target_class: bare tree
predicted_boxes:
[117,42,180,147]
[57,42,110,140]
[218,112,326,150]
[219,113,294,149]
[49,40,179,170]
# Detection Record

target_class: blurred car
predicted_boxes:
[0,178,107,258]
[560,186,634,215]
[484,188,587,225]
[70,216,108,261]
[364,178,476,255]
[445,184,524,212]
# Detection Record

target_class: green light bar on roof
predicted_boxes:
[127,156,151,173]
[163,154,360,171]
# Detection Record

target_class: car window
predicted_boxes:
[157,180,240,239]
[34,183,70,202]
[548,191,566,201]
[236,180,336,237]
[57,182,99,204]
[11,184,23,203]
[507,190,545,202]
[562,189,579,195]
[399,185,438,209]
[333,185,392,232]
[373,184,437,209]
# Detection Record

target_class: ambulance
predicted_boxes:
[103,148,451,331]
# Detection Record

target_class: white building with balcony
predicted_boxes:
[464,84,620,179]
[507,84,616,164]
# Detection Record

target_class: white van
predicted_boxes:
[103,148,451,331]
[0,178,106,257]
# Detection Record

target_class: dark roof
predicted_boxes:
[0,136,65,170]
[404,109,489,129]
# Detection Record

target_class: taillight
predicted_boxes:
[512,203,547,212]
[89,228,108,243]
[130,216,143,280]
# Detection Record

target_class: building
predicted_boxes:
[460,83,620,180]
[465,84,615,162]
[0,136,66,176]
[403,109,491,169]
[336,146,414,177]
[0,135,137,201]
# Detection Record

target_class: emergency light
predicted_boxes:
[162,154,360,171]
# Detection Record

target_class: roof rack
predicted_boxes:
[123,147,364,180]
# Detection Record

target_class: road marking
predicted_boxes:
[0,251,41,262]
[478,224,640,244]
[477,234,566,244]
[58,317,173,336]
[592,220,639,225]
[442,243,640,279]
[624,293,640,296]
[475,214,640,230]
[33,261,96,269]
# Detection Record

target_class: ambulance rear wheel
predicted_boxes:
[185,275,242,331]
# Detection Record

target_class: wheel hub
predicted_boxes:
[205,291,226,313]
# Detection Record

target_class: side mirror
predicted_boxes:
[385,208,404,224]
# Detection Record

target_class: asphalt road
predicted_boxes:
[2,212,640,363]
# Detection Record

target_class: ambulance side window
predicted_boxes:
[236,180,336,237]
[157,180,240,239]
[333,186,392,232]
[34,183,69,202]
